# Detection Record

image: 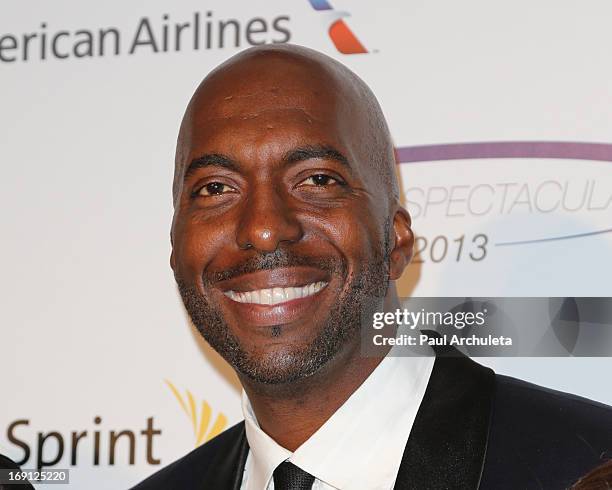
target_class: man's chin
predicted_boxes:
[220,321,340,385]
[232,346,329,385]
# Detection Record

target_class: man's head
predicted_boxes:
[170,44,413,386]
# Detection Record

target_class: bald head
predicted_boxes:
[173,44,398,207]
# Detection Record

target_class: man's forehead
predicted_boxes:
[187,55,342,123]
[177,54,350,170]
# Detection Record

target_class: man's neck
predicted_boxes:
[240,343,388,451]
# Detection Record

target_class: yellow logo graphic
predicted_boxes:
[165,380,228,446]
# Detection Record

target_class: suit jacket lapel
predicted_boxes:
[394,343,495,490]
[203,422,249,490]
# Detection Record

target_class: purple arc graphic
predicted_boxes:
[396,141,612,164]
[395,141,612,246]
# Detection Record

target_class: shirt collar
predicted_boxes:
[242,351,434,490]
[242,392,291,490]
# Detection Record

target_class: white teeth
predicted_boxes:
[272,287,284,303]
[261,289,272,305]
[224,281,327,305]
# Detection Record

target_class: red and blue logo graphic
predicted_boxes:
[307,0,368,54]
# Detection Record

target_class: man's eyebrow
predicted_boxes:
[283,145,350,167]
[184,154,239,180]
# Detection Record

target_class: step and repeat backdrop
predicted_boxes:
[2,0,612,488]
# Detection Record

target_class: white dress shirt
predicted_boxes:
[240,347,434,490]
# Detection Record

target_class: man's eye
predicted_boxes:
[299,174,341,187]
[197,182,237,196]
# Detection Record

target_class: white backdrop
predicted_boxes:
[1,1,611,488]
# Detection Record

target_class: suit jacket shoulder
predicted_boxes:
[394,346,612,490]
[130,421,247,490]
[481,374,612,489]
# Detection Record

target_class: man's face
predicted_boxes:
[171,59,394,384]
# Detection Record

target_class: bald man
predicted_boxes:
[133,45,612,490]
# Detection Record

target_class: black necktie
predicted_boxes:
[273,461,316,490]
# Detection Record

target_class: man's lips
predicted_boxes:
[213,266,330,293]
[224,281,328,306]
[211,267,333,326]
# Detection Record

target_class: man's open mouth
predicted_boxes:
[223,281,328,305]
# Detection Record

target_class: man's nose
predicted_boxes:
[236,189,303,252]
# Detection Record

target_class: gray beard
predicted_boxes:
[176,231,390,385]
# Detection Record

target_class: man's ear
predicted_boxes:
[388,207,414,280]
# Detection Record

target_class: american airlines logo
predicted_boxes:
[307,0,368,54]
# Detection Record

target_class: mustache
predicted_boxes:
[203,248,347,284]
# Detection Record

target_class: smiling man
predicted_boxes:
[133,45,612,490]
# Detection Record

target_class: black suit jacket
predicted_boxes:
[132,347,612,489]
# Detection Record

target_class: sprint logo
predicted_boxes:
[165,380,228,446]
